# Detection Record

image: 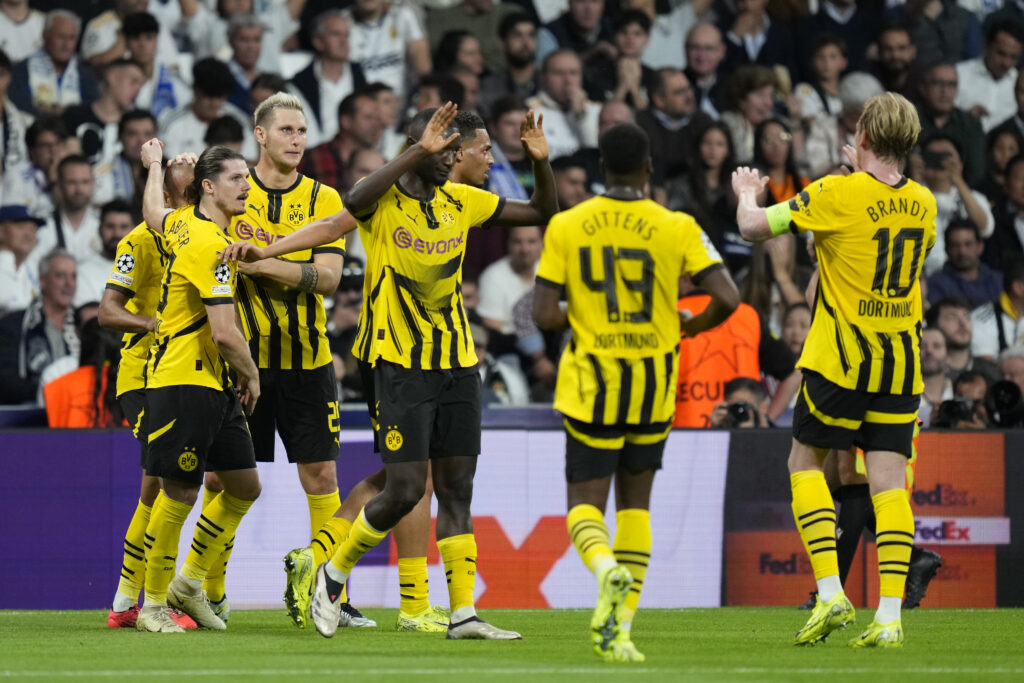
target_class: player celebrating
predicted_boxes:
[99,161,197,630]
[533,123,739,662]
[134,141,263,633]
[733,92,936,648]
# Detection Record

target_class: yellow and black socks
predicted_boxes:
[398,556,430,616]
[327,508,388,584]
[613,508,651,626]
[307,490,341,540]
[200,487,231,603]
[791,470,841,600]
[181,492,253,584]
[567,504,617,578]
[312,516,352,566]
[142,492,191,605]
[113,498,153,612]
[873,488,914,623]
[438,534,477,622]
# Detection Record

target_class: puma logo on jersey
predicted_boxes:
[249,204,263,216]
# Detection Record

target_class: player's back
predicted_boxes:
[539,196,723,425]
[790,172,937,395]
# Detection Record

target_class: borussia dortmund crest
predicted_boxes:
[288,203,304,224]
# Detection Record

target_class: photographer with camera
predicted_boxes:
[933,370,991,429]
[972,258,1024,359]
[708,376,771,429]
[990,344,1024,428]
[920,328,955,427]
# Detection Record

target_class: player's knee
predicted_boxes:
[386,477,427,514]
[434,471,474,509]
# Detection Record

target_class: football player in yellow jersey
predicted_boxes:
[733,92,937,648]
[98,161,198,630]
[533,123,739,662]
[131,141,263,633]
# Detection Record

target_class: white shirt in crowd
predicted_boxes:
[525,90,600,160]
[955,57,1017,133]
[971,300,1024,359]
[0,6,44,62]
[923,185,995,277]
[30,207,102,267]
[158,101,256,160]
[184,0,297,74]
[0,249,39,315]
[316,60,356,144]
[476,255,538,335]
[343,3,425,94]
[74,251,114,308]
[81,8,180,66]
[642,1,698,70]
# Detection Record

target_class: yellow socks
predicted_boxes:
[200,488,231,602]
[790,470,839,582]
[398,556,430,615]
[181,492,253,582]
[142,492,191,605]
[613,508,651,625]
[328,508,388,579]
[307,490,341,539]
[437,534,477,617]
[567,504,617,577]
[873,488,915,598]
[312,516,352,566]
[115,498,152,604]
[202,485,218,512]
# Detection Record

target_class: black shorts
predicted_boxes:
[119,389,148,468]
[564,417,670,484]
[792,370,919,457]
[146,385,256,485]
[358,360,381,453]
[248,364,340,463]
[372,360,482,463]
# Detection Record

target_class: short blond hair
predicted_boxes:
[858,92,921,163]
[253,92,304,129]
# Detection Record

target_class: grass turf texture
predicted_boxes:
[2,608,1023,681]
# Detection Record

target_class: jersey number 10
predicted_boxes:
[870,227,925,298]
[579,246,654,324]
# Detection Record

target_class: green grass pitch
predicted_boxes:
[2,608,1023,681]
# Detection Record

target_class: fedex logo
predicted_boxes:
[392,226,463,254]
[916,520,970,541]
[759,552,811,575]
[911,484,971,507]
[234,220,284,244]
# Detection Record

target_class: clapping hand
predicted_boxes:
[520,110,548,161]
[419,101,460,154]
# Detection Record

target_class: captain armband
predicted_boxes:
[766,202,794,237]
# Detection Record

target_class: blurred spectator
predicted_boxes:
[343,0,432,95]
[920,326,954,426]
[573,100,634,195]
[0,48,28,173]
[158,57,252,160]
[291,10,367,147]
[583,9,654,108]
[797,0,879,78]
[337,148,385,265]
[927,222,1003,308]
[42,317,122,427]
[804,72,884,179]
[987,153,1024,270]
[484,95,531,199]
[781,301,811,357]
[684,22,727,119]
[988,68,1024,150]
[740,233,807,335]
[249,72,288,113]
[997,343,1024,397]
[91,108,155,208]
[665,121,739,270]
[80,0,178,70]
[708,376,772,428]
[926,295,1000,381]
[627,0,708,71]
[32,155,101,262]
[426,1,520,76]
[0,116,70,220]
[526,49,600,159]
[124,12,189,120]
[637,68,711,189]
[450,64,481,113]
[754,118,808,206]
[225,13,266,112]
[536,0,613,68]
[362,82,402,160]
[299,89,382,194]
[477,224,542,338]
[0,0,44,62]
[434,30,485,78]
[0,205,43,314]
[181,0,298,73]
[956,19,1024,133]
[917,61,987,186]
[979,126,1019,204]
[793,35,846,124]
[462,272,480,312]
[932,369,991,429]
[74,199,132,308]
[720,0,798,79]
[470,320,530,405]
[891,0,982,67]
[720,64,777,164]
[204,115,245,153]
[326,255,365,402]
[411,72,465,111]
[479,12,539,115]
[510,288,561,402]
[62,58,145,164]
[9,10,100,116]
[871,22,918,98]
[0,247,78,405]
[972,257,1024,358]
[551,156,590,210]
[918,133,994,275]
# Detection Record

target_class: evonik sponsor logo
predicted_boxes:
[234,220,285,244]
[911,483,973,507]
[392,226,463,254]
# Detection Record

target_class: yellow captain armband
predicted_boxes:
[766,202,793,237]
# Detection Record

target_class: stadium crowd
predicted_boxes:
[3,0,1024,430]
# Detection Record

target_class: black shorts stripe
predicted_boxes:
[616,358,632,423]
[877,331,895,395]
[851,324,872,392]
[639,356,656,424]
[588,354,607,423]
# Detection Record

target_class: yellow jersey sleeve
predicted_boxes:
[180,234,237,305]
[311,185,345,256]
[459,184,503,227]
[106,233,143,297]
[678,214,724,281]
[785,175,844,236]
[535,216,568,288]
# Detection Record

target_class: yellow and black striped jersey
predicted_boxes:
[144,206,238,391]
[785,172,936,395]
[537,196,724,425]
[229,170,344,370]
[352,180,502,370]
[105,222,169,396]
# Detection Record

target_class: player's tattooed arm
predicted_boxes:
[297,263,320,292]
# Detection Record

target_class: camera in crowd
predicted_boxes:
[987,380,1024,428]
[722,401,761,428]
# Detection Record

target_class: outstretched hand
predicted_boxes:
[420,101,460,154]
[731,166,768,196]
[841,145,862,174]
[219,241,266,263]
[140,138,164,168]
[520,110,548,161]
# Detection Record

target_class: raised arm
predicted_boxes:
[239,250,344,297]
[141,139,172,234]
[221,210,357,263]
[491,112,559,227]
[680,267,740,337]
[732,167,775,243]
[533,278,568,331]
[98,288,154,334]
[343,102,459,216]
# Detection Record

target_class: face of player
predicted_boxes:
[920,329,948,376]
[699,127,729,171]
[417,134,460,187]
[58,163,95,212]
[812,44,847,83]
[507,225,542,271]
[0,220,39,261]
[207,158,251,216]
[455,129,494,187]
[126,31,158,66]
[614,23,648,59]
[40,255,77,310]
[491,110,526,153]
[457,36,484,75]
[99,210,134,258]
[934,303,973,348]
[685,25,724,78]
[230,25,264,70]
[120,118,156,163]
[260,107,308,170]
[758,121,791,170]
[781,306,811,356]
